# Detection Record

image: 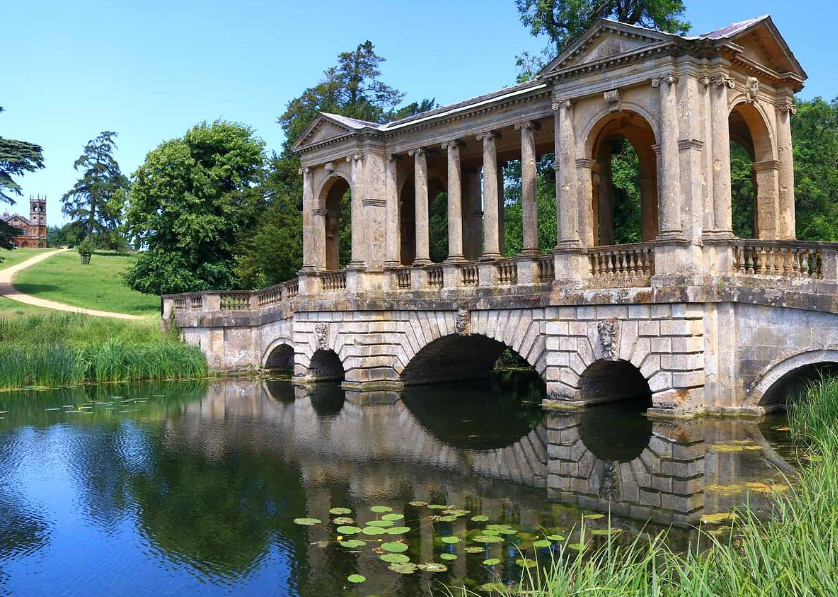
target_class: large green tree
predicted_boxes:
[0,107,44,250]
[235,42,435,288]
[125,121,265,295]
[61,131,129,241]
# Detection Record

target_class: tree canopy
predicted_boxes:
[125,121,265,295]
[0,107,44,250]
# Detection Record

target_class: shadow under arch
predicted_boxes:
[263,343,294,372]
[309,349,345,383]
[748,349,838,411]
[400,334,542,386]
[579,359,653,406]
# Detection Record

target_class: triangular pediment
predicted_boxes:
[539,20,675,77]
[293,115,354,152]
[714,16,806,80]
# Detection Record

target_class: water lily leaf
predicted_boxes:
[440,553,457,561]
[479,582,507,592]
[441,536,459,544]
[337,525,362,535]
[515,558,537,568]
[382,513,404,521]
[333,516,354,525]
[293,518,321,526]
[388,562,417,574]
[386,526,412,534]
[591,529,621,536]
[371,505,393,513]
[339,539,366,548]
[744,482,789,493]
[482,558,501,566]
[437,515,457,522]
[700,512,738,525]
[465,546,485,554]
[419,563,447,573]
[442,509,469,517]
[546,535,565,541]
[408,501,428,507]
[362,526,385,535]
[329,507,352,515]
[584,514,604,520]
[347,574,366,584]
[427,504,448,510]
[473,535,503,543]
[367,520,395,527]
[471,515,489,522]
[380,553,410,564]
[568,543,587,551]
[496,528,517,535]
[533,539,552,548]
[773,426,791,432]
[381,542,409,553]
[482,529,500,536]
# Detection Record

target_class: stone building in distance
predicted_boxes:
[2,195,47,248]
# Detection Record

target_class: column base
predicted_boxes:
[383,260,402,268]
[444,255,467,264]
[412,258,432,266]
[702,229,735,241]
[347,261,367,270]
[479,253,502,261]
[657,230,687,242]
[518,248,541,258]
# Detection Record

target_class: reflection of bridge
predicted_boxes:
[176,380,787,530]
[164,17,838,416]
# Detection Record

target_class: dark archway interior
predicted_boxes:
[579,359,652,405]
[579,399,653,462]
[308,383,345,417]
[263,379,295,403]
[324,177,351,270]
[728,103,773,239]
[760,363,838,411]
[265,344,294,373]
[401,335,517,385]
[309,350,345,383]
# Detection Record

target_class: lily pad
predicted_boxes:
[591,529,622,536]
[546,535,565,541]
[437,515,457,522]
[442,509,469,517]
[482,529,500,536]
[381,542,409,553]
[419,563,447,573]
[516,558,537,568]
[533,539,552,548]
[427,504,448,510]
[380,553,411,564]
[465,546,485,554]
[362,526,385,535]
[482,558,501,566]
[471,515,489,522]
[367,520,395,527]
[441,536,460,544]
[371,505,393,513]
[386,526,412,534]
[584,514,604,520]
[388,562,418,574]
[329,507,352,515]
[347,574,366,584]
[496,528,518,535]
[440,553,457,561]
[479,582,507,592]
[700,512,738,525]
[568,542,587,551]
[408,501,428,507]
[473,534,503,543]
[382,513,404,522]
[337,525,362,535]
[339,539,366,548]
[333,517,354,525]
[293,518,321,526]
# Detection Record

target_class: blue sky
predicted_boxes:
[3,0,836,226]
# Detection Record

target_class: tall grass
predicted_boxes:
[450,378,838,597]
[0,313,206,389]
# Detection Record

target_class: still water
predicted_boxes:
[0,375,795,596]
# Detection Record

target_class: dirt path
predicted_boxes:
[0,249,141,320]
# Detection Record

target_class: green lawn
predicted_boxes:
[0,296,48,318]
[0,247,52,270]
[13,251,160,315]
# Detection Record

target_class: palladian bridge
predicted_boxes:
[164,16,838,416]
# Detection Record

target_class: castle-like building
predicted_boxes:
[2,196,47,248]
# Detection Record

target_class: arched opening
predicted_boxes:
[579,401,653,462]
[729,102,776,239]
[264,343,294,374]
[579,360,652,405]
[308,349,345,383]
[321,176,351,270]
[263,379,295,403]
[589,112,658,245]
[759,362,838,412]
[308,383,345,417]
[401,335,538,386]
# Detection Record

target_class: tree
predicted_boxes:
[0,107,44,250]
[235,42,435,288]
[62,131,129,241]
[125,121,265,295]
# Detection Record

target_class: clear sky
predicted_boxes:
[2,0,836,226]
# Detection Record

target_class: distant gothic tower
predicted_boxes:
[30,195,46,237]
[2,195,47,247]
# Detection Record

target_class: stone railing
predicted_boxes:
[732,240,826,279]
[427,266,444,288]
[461,263,479,287]
[496,259,517,285]
[220,292,251,311]
[321,270,347,291]
[537,255,554,283]
[255,279,299,308]
[395,268,411,289]
[589,243,655,284]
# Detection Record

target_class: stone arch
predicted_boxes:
[262,341,295,371]
[582,108,660,245]
[578,358,653,405]
[397,309,547,386]
[317,172,353,270]
[308,349,345,383]
[745,349,838,410]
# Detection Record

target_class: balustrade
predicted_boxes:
[461,264,479,286]
[589,244,655,284]
[396,268,411,289]
[190,295,203,310]
[537,256,554,283]
[497,260,517,285]
[173,297,187,311]
[732,240,823,279]
[321,271,347,291]
[427,266,444,288]
[220,293,251,311]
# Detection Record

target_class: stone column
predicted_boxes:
[653,74,684,240]
[554,99,581,249]
[497,160,506,256]
[776,98,797,239]
[708,75,735,236]
[442,140,465,262]
[346,153,366,267]
[300,166,316,270]
[516,121,540,256]
[576,158,596,248]
[409,147,431,265]
[477,131,502,259]
[384,155,401,267]
[753,160,780,239]
[701,76,716,234]
[598,148,614,245]
[677,74,705,242]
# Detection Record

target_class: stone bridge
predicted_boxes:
[163,16,838,416]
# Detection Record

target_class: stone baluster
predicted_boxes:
[409,147,432,265]
[477,131,502,260]
[442,140,466,262]
[516,121,540,256]
[653,73,684,241]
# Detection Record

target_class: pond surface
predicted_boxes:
[0,375,796,596]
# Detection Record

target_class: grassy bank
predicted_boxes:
[0,313,206,389]
[453,380,838,596]
[13,250,159,315]
[0,247,52,270]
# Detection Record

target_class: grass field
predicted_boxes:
[13,250,160,315]
[0,247,51,270]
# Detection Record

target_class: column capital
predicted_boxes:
[551,99,573,111]
[298,166,310,176]
[441,139,465,150]
[387,154,402,162]
[775,99,797,114]
[514,120,541,131]
[652,73,679,88]
[408,147,425,157]
[346,152,363,163]
[476,130,501,142]
[701,74,735,88]
[603,89,621,112]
